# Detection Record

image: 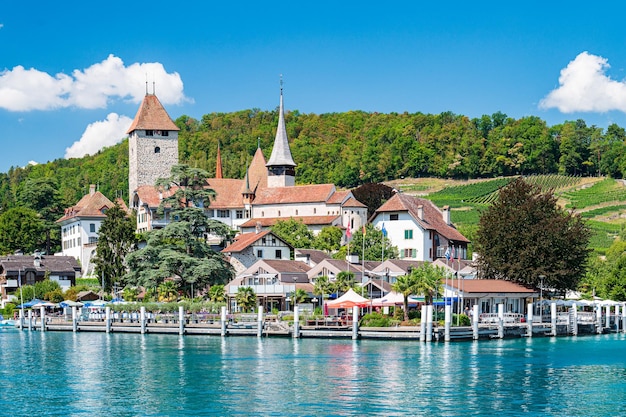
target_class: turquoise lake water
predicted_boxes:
[1,328,625,416]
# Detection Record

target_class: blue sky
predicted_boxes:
[2,1,626,173]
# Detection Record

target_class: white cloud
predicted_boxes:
[0,54,188,111]
[65,113,133,159]
[0,24,4,29]
[540,51,626,113]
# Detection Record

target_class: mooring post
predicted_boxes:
[497,303,504,339]
[178,306,184,335]
[472,305,479,340]
[19,308,24,330]
[596,305,603,334]
[550,302,557,336]
[221,306,227,337]
[28,309,32,331]
[105,306,111,333]
[72,306,77,332]
[527,303,533,337]
[293,306,300,339]
[40,306,46,332]
[352,306,359,340]
[426,305,433,342]
[622,304,626,334]
[419,305,427,342]
[615,305,620,332]
[572,302,578,336]
[257,306,264,338]
[140,306,146,334]
[444,304,451,342]
[605,305,611,330]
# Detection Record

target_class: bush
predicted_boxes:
[360,312,393,327]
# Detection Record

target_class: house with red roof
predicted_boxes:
[370,193,470,262]
[221,229,293,274]
[56,184,119,275]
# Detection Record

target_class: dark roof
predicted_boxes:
[295,249,332,265]
[0,255,81,278]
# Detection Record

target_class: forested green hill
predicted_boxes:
[1,108,625,226]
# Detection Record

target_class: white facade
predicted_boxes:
[371,213,429,260]
[60,217,103,275]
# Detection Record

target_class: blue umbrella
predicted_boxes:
[16,298,43,309]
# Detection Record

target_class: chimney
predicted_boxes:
[442,205,451,225]
[417,205,424,220]
[89,184,96,195]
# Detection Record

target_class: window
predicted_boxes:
[146,130,153,136]
[390,214,399,221]
[403,248,416,258]
[217,210,230,218]
[257,250,263,258]
[154,147,160,153]
[90,223,96,233]
[295,209,298,215]
[275,249,282,259]
[262,237,267,244]
[89,236,98,244]
[236,210,244,219]
[278,210,281,217]
[404,229,413,239]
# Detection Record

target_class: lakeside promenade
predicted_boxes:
[15,301,625,342]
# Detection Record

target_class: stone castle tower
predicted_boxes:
[127,93,180,200]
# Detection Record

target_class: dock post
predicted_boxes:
[419,305,427,342]
[572,303,578,336]
[28,309,32,331]
[622,304,626,334]
[605,305,611,330]
[596,305,602,334]
[72,306,77,332]
[40,306,46,332]
[178,306,185,335]
[140,306,146,334]
[352,306,359,340]
[257,306,264,338]
[472,305,479,340]
[426,305,433,342]
[444,304,451,342]
[527,303,533,337]
[221,306,227,337]
[615,305,620,332]
[18,308,24,330]
[293,306,300,339]
[105,306,111,333]
[497,304,504,339]
[550,302,557,336]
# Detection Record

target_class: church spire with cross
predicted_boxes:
[266,76,296,188]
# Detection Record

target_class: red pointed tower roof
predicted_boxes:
[126,94,180,134]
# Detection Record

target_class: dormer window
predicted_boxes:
[146,130,154,136]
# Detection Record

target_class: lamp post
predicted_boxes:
[539,275,545,323]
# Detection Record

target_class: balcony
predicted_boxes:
[229,284,294,296]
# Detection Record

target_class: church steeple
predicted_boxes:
[215,142,223,179]
[266,78,296,188]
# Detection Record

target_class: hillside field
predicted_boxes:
[384,175,626,255]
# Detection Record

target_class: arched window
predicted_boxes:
[154,147,160,153]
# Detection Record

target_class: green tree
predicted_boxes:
[351,183,396,219]
[235,286,256,312]
[392,274,419,322]
[313,226,343,253]
[474,177,591,292]
[34,279,61,300]
[313,275,333,302]
[16,177,64,254]
[333,271,355,295]
[271,218,314,250]
[292,288,308,304]
[0,207,45,255]
[93,203,136,292]
[158,281,178,302]
[338,224,398,261]
[209,284,226,303]
[124,164,234,295]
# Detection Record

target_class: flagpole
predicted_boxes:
[362,225,366,297]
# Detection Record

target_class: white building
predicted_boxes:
[56,185,117,275]
[370,193,470,262]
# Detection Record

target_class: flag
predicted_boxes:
[445,246,451,261]
[346,223,352,239]
[381,223,387,237]
[451,246,456,260]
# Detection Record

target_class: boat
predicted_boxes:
[0,314,16,327]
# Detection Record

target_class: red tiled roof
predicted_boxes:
[375,193,469,243]
[126,94,180,134]
[253,183,336,205]
[240,215,340,228]
[57,190,115,223]
[342,196,367,208]
[327,189,350,204]
[135,179,246,209]
[222,230,288,253]
[449,279,536,294]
